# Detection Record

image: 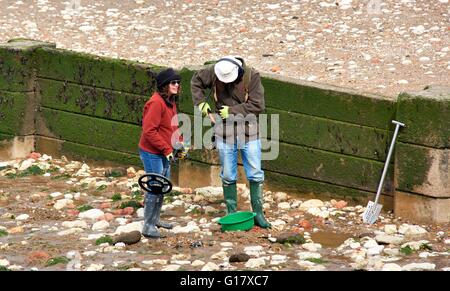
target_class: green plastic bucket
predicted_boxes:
[218,211,256,231]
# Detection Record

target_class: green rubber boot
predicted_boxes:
[249,181,271,229]
[223,183,237,214]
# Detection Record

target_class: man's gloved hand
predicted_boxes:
[178,141,190,159]
[219,105,229,119]
[166,153,174,161]
[179,147,189,159]
[198,102,211,117]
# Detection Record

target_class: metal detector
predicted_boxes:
[138,173,172,195]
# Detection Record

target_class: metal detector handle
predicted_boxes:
[208,112,216,124]
[200,80,217,125]
[374,120,405,204]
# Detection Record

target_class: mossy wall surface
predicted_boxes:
[262,77,396,129]
[26,45,157,165]
[395,86,450,200]
[0,43,33,92]
[394,86,450,223]
[395,142,443,196]
[265,108,390,161]
[397,90,450,148]
[0,40,53,138]
[34,47,161,95]
[0,91,27,135]
[41,108,141,154]
[61,140,142,166]
[38,78,146,124]
[263,143,393,193]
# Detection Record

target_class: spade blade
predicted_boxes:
[363,201,383,224]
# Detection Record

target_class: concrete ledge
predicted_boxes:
[5,38,56,50]
[0,135,35,160]
[395,191,450,224]
[178,160,223,188]
[35,136,141,166]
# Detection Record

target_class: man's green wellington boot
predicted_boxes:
[249,181,271,228]
[223,183,237,214]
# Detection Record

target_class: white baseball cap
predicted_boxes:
[214,56,243,83]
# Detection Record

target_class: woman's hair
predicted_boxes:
[157,83,181,103]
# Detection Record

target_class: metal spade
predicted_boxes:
[363,120,405,224]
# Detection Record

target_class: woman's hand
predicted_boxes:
[166,153,174,161]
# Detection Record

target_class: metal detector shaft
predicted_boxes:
[373,120,405,205]
[200,82,217,124]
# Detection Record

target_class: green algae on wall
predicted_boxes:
[0,91,27,135]
[0,39,55,92]
[395,142,432,194]
[41,108,141,154]
[263,142,394,194]
[262,77,396,129]
[38,78,147,124]
[0,45,33,92]
[34,47,162,95]
[266,107,390,161]
[397,88,450,148]
[60,141,141,167]
[178,67,198,115]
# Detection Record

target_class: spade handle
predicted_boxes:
[374,120,405,204]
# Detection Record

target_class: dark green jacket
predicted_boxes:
[190,61,265,142]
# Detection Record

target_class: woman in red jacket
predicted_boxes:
[139,68,183,239]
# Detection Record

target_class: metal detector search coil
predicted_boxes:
[138,173,172,195]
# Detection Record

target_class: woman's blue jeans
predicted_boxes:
[216,139,264,185]
[139,149,170,183]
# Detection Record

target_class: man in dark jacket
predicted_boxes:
[191,56,271,228]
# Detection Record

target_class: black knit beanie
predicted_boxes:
[156,68,181,89]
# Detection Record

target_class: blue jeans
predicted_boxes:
[139,149,170,181]
[217,139,264,185]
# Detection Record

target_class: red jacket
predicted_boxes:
[139,92,181,156]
